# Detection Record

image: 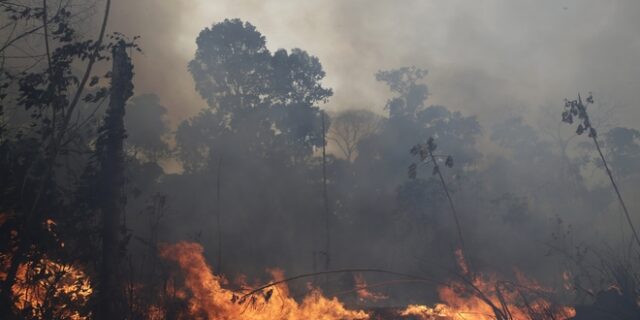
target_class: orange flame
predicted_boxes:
[399,269,575,319]
[0,214,92,319]
[156,241,369,320]
[354,273,388,302]
[4,259,93,319]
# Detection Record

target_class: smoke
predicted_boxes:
[103,0,640,305]
[108,0,640,128]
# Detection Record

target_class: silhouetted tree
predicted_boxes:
[94,41,134,320]
[329,109,381,162]
[562,94,640,248]
[0,1,115,317]
[172,19,333,276]
[409,137,462,248]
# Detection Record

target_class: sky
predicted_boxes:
[108,0,640,129]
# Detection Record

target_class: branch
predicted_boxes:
[57,0,111,144]
[238,268,438,303]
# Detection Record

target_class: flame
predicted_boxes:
[399,260,575,320]
[454,248,469,276]
[0,230,576,320]
[400,304,454,319]
[0,214,92,319]
[156,241,369,320]
[4,258,93,319]
[354,273,388,302]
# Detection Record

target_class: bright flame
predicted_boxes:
[156,241,369,320]
[3,258,93,319]
[0,229,577,320]
[399,251,575,320]
[0,214,92,319]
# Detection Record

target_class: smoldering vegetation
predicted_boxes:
[1,1,639,319]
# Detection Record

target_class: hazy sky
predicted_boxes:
[109,0,640,128]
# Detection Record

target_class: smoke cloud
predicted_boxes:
[108,0,640,128]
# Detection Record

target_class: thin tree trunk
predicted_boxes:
[427,149,465,250]
[321,113,330,272]
[97,41,133,320]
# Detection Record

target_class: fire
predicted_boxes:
[0,233,576,320]
[354,273,388,302]
[400,304,454,319]
[156,241,369,320]
[155,242,574,320]
[3,258,93,319]
[0,214,92,319]
[399,251,576,320]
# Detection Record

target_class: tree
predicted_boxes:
[329,109,381,162]
[188,19,272,113]
[409,137,463,248]
[376,67,429,121]
[562,94,640,249]
[0,0,116,317]
[94,41,134,319]
[181,19,332,168]
[173,19,333,276]
[357,67,480,185]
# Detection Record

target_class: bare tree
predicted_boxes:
[328,109,381,162]
[409,137,463,249]
[562,94,640,249]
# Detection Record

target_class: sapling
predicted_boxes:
[562,94,640,249]
[408,137,463,249]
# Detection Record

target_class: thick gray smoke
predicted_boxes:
[105,0,640,306]
[109,0,640,128]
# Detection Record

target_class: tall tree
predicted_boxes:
[95,41,134,320]
[0,1,114,317]
[174,19,333,275]
[179,19,332,171]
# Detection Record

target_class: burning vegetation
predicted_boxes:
[2,240,577,320]
[2,1,640,319]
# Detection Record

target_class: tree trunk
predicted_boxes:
[321,113,330,272]
[97,41,133,320]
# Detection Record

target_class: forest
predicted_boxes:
[1,1,640,319]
